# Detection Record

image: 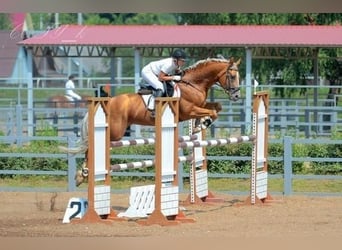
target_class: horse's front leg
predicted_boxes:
[187,106,218,133]
[204,102,222,113]
[188,106,218,120]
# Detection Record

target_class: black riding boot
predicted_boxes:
[151,89,164,118]
[154,89,164,98]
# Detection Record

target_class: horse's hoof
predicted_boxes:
[75,170,85,187]
[82,167,89,177]
[202,118,212,128]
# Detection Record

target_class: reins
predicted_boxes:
[177,59,240,97]
[178,79,204,94]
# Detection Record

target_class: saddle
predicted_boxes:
[138,81,175,97]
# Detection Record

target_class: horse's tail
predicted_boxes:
[58,112,89,154]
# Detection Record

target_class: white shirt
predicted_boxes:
[149,58,179,76]
[65,79,81,100]
[65,79,76,96]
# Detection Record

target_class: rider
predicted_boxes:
[141,49,187,116]
[65,74,82,101]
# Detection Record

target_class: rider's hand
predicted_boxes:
[172,75,182,81]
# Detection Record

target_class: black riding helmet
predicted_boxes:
[171,49,187,60]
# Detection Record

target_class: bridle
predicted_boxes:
[217,64,240,97]
[178,61,240,98]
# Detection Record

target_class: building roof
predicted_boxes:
[0,30,22,78]
[18,24,342,47]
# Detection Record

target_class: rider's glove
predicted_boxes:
[172,75,182,81]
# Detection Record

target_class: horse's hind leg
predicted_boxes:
[75,150,89,187]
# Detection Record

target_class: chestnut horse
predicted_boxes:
[46,84,111,109]
[46,95,90,109]
[60,57,241,185]
[110,57,240,140]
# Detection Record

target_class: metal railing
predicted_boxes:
[0,134,341,196]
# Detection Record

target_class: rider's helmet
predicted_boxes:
[171,49,187,60]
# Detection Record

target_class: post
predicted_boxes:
[247,91,271,205]
[244,47,253,134]
[283,136,293,195]
[133,48,141,137]
[67,134,77,192]
[74,97,119,223]
[26,48,34,137]
[139,97,194,225]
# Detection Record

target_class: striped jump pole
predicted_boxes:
[74,97,195,225]
[179,135,255,149]
[110,155,194,171]
[110,134,198,147]
[184,132,257,204]
[184,91,271,205]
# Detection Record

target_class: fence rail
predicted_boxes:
[0,135,341,196]
[1,97,341,142]
[0,83,341,195]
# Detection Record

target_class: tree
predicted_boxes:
[0,14,12,30]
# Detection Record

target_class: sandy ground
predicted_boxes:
[0,191,341,239]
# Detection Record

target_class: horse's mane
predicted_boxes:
[184,58,230,73]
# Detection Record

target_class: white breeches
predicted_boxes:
[66,91,82,100]
[141,67,164,90]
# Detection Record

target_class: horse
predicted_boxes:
[47,83,112,109]
[111,57,240,141]
[46,95,90,109]
[61,57,241,186]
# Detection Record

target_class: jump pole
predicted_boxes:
[184,91,271,205]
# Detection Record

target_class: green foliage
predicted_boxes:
[0,125,67,173]
[0,142,67,172]
[0,13,12,29]
[31,121,58,148]
[307,143,342,175]
[124,13,177,25]
[1,136,341,176]
[292,143,308,173]
[267,142,284,174]
[177,13,341,98]
[206,143,253,174]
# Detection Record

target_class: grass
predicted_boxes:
[204,178,342,193]
[1,175,341,194]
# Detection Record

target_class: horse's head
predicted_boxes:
[218,58,241,101]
